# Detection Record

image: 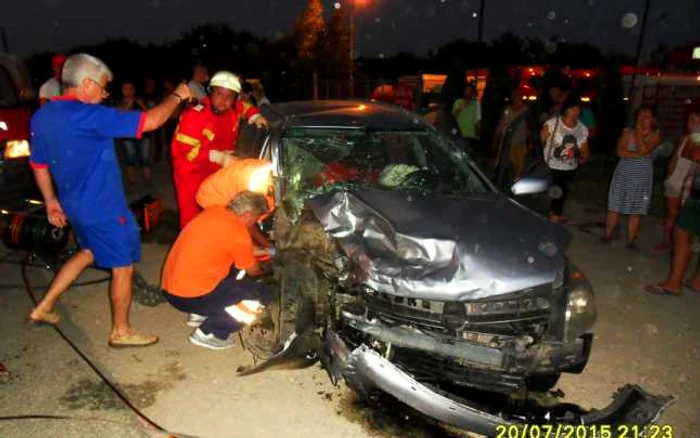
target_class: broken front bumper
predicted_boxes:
[321,331,676,436]
[341,310,592,380]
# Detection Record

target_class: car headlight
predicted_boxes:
[4,140,31,159]
[563,264,597,342]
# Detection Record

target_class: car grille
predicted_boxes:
[392,347,524,393]
[365,285,552,338]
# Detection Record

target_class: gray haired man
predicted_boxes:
[29,53,193,348]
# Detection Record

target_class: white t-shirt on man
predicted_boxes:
[39,78,61,100]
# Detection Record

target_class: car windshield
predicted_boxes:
[281,127,490,201]
[0,67,19,108]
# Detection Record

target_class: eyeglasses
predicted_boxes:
[87,78,110,98]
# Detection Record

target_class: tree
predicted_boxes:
[322,8,351,82]
[294,0,325,99]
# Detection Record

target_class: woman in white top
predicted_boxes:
[540,94,590,222]
[655,111,699,251]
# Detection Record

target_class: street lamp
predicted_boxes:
[349,0,368,97]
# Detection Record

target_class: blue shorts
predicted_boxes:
[72,215,141,268]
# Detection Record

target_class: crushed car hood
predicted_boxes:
[307,188,572,301]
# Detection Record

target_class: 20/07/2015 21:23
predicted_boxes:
[495,424,674,438]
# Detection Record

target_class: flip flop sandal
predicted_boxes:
[108,331,159,349]
[645,284,682,297]
[28,308,59,326]
[682,280,700,293]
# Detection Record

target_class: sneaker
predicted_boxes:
[189,328,234,350]
[186,313,208,328]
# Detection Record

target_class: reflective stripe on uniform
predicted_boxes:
[202,128,215,141]
[225,300,263,325]
[175,132,202,162]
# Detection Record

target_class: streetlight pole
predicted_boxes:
[349,3,355,97]
[473,0,485,87]
[627,0,651,108]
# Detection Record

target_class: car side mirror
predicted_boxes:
[510,177,549,196]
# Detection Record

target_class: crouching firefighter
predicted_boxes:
[171,71,268,229]
[161,191,275,350]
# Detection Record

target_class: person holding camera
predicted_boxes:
[601,105,661,250]
[540,94,590,223]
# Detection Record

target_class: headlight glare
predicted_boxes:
[4,140,31,159]
[564,266,597,342]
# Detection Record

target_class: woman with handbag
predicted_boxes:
[601,105,661,250]
[540,94,590,223]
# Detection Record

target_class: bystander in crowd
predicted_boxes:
[38,55,66,105]
[647,106,700,296]
[116,80,153,185]
[540,94,590,222]
[601,105,661,250]
[492,88,533,181]
[188,64,209,101]
[655,108,699,251]
[453,83,481,154]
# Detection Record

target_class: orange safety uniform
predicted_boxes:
[196,158,275,215]
[161,206,258,298]
[171,97,260,228]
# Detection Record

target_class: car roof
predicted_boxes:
[267,100,431,131]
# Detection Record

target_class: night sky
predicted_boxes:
[5,0,699,59]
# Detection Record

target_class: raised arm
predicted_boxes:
[141,84,193,132]
[638,130,661,155]
[616,129,638,158]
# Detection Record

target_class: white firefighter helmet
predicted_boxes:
[209,71,242,94]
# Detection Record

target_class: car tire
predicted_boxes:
[526,373,561,392]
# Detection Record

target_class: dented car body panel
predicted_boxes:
[307,188,571,301]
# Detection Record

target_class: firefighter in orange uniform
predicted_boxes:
[171,71,268,228]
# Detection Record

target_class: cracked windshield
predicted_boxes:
[2,0,699,437]
[282,128,489,199]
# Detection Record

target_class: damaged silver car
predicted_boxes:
[239,101,673,434]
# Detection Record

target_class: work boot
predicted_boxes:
[189,328,234,350]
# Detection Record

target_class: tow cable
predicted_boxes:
[0,250,197,438]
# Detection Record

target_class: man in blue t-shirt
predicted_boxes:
[28,53,193,348]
